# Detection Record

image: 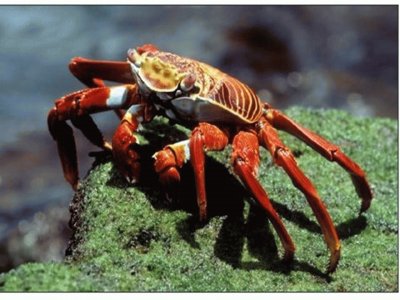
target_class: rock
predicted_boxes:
[0,108,397,291]
[0,205,71,273]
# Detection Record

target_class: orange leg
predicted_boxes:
[68,57,133,119]
[189,123,229,221]
[69,57,133,87]
[48,84,139,189]
[231,131,295,261]
[258,120,340,273]
[265,108,372,213]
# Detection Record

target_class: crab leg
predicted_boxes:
[69,57,133,87]
[232,131,296,261]
[69,57,134,119]
[265,108,372,213]
[258,120,340,273]
[189,123,229,221]
[48,84,138,189]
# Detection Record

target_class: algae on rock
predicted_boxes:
[0,107,397,292]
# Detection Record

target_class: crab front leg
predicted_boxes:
[153,140,189,199]
[112,104,155,184]
[69,57,134,119]
[258,118,340,273]
[48,84,139,189]
[231,131,296,262]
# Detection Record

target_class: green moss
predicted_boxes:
[0,263,99,291]
[0,107,397,291]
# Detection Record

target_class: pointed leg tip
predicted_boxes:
[67,175,80,191]
[283,249,295,263]
[198,211,208,224]
[354,179,373,213]
[359,193,372,215]
[199,216,207,223]
[326,247,341,274]
[72,181,80,191]
[124,175,138,185]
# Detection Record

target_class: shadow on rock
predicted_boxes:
[336,215,367,240]
[271,198,368,241]
[214,204,331,281]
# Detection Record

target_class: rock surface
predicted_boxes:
[0,108,397,292]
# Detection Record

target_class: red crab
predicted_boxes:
[48,44,372,273]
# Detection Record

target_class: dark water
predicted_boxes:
[0,6,397,272]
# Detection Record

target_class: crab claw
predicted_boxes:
[112,109,142,186]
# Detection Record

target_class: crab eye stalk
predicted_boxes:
[127,48,135,62]
[127,48,141,67]
[180,73,196,92]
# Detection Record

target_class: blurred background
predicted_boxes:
[0,5,397,272]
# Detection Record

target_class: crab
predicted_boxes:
[48,44,372,273]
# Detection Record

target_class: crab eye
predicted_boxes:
[127,48,141,67]
[180,73,196,92]
[127,48,135,61]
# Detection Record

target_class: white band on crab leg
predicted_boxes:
[152,140,191,166]
[124,104,145,124]
[168,140,190,163]
[106,86,129,108]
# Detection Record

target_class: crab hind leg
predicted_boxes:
[265,108,372,213]
[232,131,296,261]
[48,85,136,189]
[258,120,340,273]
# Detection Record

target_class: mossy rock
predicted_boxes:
[0,107,397,292]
